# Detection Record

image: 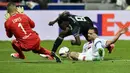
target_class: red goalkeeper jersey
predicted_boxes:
[4,13,40,49]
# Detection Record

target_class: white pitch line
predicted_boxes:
[0,60,53,63]
[0,59,130,63]
[107,59,130,62]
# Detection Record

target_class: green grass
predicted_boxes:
[0,40,130,73]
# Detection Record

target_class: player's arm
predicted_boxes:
[48,11,69,26]
[48,17,59,26]
[95,41,104,50]
[95,41,104,57]
[26,14,35,28]
[106,27,128,47]
[4,22,13,38]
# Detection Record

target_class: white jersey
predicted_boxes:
[92,38,106,60]
[82,42,93,53]
[78,38,107,61]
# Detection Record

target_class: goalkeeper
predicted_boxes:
[4,2,61,63]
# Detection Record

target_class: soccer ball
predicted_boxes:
[59,46,69,58]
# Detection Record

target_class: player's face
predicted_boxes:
[88,29,97,40]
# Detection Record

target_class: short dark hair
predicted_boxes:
[59,11,70,21]
[89,27,98,35]
[59,14,69,21]
[7,2,16,13]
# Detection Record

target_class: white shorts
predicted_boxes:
[78,48,93,61]
[78,48,104,61]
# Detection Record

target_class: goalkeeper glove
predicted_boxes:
[4,13,10,20]
[17,7,24,13]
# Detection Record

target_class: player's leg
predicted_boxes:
[69,48,93,61]
[33,46,62,62]
[50,35,63,62]
[68,52,90,61]
[33,47,54,60]
[39,47,51,55]
[51,30,71,53]
[11,40,25,59]
[51,31,71,63]
[68,52,79,60]
[51,37,63,53]
[39,54,54,60]
[32,47,54,60]
[31,39,54,60]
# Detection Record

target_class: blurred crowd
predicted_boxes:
[101,0,130,10]
[0,0,48,9]
[0,0,130,10]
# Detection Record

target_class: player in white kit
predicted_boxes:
[77,38,107,61]
[66,27,128,61]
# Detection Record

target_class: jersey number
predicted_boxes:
[18,23,27,34]
[75,16,86,21]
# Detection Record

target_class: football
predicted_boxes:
[59,46,70,58]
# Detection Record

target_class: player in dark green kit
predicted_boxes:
[48,11,93,62]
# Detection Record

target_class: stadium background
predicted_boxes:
[0,0,130,40]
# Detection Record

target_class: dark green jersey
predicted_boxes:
[57,14,93,40]
[68,15,93,36]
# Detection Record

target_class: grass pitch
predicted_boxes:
[0,40,130,73]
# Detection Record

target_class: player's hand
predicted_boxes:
[4,13,10,20]
[115,27,128,35]
[17,7,24,14]
[48,21,55,26]
[120,27,128,34]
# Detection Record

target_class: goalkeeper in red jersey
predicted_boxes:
[4,2,61,63]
